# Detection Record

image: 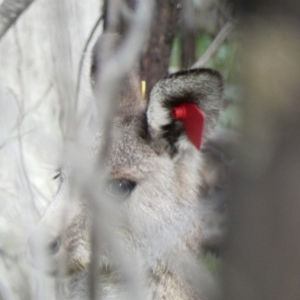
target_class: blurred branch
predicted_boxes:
[192,21,234,69]
[86,1,155,299]
[103,0,135,33]
[0,277,13,300]
[0,0,34,40]
[75,14,103,114]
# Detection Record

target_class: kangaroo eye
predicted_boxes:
[106,179,136,199]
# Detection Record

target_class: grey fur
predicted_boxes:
[28,39,224,299]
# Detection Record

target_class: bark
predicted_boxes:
[139,0,181,99]
[103,0,181,100]
[180,24,197,69]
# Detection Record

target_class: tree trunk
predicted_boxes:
[103,0,180,100]
[223,1,300,300]
[180,23,197,69]
[139,0,180,99]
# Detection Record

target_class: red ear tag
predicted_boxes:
[172,103,205,150]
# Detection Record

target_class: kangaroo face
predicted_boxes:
[28,35,223,292]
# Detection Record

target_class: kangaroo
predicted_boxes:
[200,128,238,254]
[28,34,223,300]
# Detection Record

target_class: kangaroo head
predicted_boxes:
[28,34,223,287]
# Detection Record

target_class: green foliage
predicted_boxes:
[170,32,241,131]
[169,32,238,81]
[169,35,181,69]
[196,34,214,58]
[196,34,237,81]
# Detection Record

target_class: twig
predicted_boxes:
[13,26,40,223]
[0,129,34,150]
[192,21,234,69]
[0,0,34,40]
[74,14,103,115]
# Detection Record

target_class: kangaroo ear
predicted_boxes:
[147,69,223,156]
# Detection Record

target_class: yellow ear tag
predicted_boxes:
[141,80,146,99]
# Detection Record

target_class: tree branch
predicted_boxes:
[192,21,234,69]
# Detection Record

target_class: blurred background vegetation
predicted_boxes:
[170,32,241,132]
